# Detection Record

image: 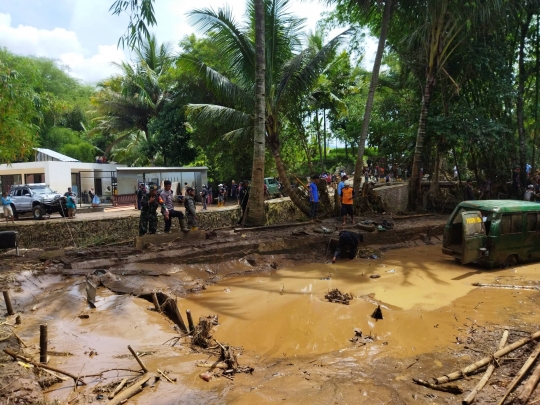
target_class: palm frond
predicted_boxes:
[223,126,254,141]
[186,104,252,131]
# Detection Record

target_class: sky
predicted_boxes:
[0,0,354,84]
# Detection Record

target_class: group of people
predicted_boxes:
[138,179,252,236]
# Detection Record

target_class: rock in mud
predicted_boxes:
[371,305,383,320]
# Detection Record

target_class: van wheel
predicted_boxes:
[32,205,45,220]
[502,255,517,268]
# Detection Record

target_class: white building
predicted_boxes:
[0,148,118,197]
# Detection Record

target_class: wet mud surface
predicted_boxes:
[0,216,539,404]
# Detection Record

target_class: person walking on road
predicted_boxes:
[160,180,188,233]
[139,185,168,236]
[200,184,209,210]
[238,180,250,225]
[309,175,320,222]
[184,187,198,230]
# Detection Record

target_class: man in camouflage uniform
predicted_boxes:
[184,187,198,230]
[139,185,168,236]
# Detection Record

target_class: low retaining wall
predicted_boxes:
[2,198,307,249]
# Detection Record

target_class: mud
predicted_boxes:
[1,213,539,404]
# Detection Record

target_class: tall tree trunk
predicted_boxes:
[517,12,533,186]
[315,110,323,171]
[270,145,310,216]
[409,73,436,209]
[245,0,266,226]
[323,109,327,171]
[352,0,393,208]
[430,143,441,194]
[532,16,540,174]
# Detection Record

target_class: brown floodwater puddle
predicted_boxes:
[8,244,539,404]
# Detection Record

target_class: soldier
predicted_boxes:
[184,187,198,230]
[139,185,168,236]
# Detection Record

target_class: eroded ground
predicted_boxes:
[1,241,539,404]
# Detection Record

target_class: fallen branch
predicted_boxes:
[105,373,154,405]
[515,356,540,405]
[108,377,127,400]
[392,214,434,220]
[462,329,509,405]
[157,368,174,384]
[471,283,539,291]
[12,332,27,348]
[497,343,540,405]
[79,368,143,378]
[412,378,463,394]
[128,345,148,373]
[435,331,540,384]
[3,348,85,386]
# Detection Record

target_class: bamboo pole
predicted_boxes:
[186,310,195,333]
[412,378,463,394]
[435,330,540,384]
[515,359,540,405]
[169,300,188,334]
[40,324,48,364]
[462,329,509,404]
[108,377,127,400]
[498,343,540,405]
[105,373,153,405]
[472,283,540,291]
[3,291,14,315]
[3,348,84,385]
[127,345,148,373]
[151,293,161,312]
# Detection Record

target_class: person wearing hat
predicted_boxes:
[139,185,168,236]
[341,180,354,225]
[184,187,198,230]
[218,184,225,207]
[332,231,364,263]
[524,184,537,201]
[463,179,475,201]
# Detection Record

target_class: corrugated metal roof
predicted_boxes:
[33,148,80,162]
[116,167,208,172]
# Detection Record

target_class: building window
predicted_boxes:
[25,173,45,184]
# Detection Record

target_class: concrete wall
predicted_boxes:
[372,183,409,213]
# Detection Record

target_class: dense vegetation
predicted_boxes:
[1,0,539,212]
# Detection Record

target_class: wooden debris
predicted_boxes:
[105,373,154,405]
[152,293,161,312]
[4,348,85,386]
[392,214,434,220]
[3,291,14,315]
[127,345,148,373]
[462,329,508,404]
[515,358,540,405]
[108,378,127,400]
[435,330,540,384]
[412,378,463,394]
[497,342,540,405]
[157,368,174,384]
[471,282,539,291]
[325,288,353,305]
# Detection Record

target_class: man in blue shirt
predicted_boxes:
[2,191,15,223]
[337,175,347,198]
[309,175,320,222]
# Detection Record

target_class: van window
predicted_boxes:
[501,214,523,234]
[527,213,538,232]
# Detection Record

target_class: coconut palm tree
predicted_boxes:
[92,35,173,155]
[183,0,349,216]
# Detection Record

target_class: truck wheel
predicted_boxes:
[32,205,45,220]
[58,205,67,217]
[502,255,517,268]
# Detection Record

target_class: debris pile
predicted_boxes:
[357,247,384,259]
[325,288,354,305]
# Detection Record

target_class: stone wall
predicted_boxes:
[372,183,408,214]
[3,199,308,249]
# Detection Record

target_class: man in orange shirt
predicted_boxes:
[341,180,354,225]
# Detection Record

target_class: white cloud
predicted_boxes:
[0,12,124,84]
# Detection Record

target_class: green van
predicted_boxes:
[442,200,540,268]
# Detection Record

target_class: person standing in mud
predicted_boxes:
[332,231,364,263]
[184,187,198,230]
[161,180,188,233]
[139,185,168,236]
[238,180,250,225]
[341,180,354,225]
